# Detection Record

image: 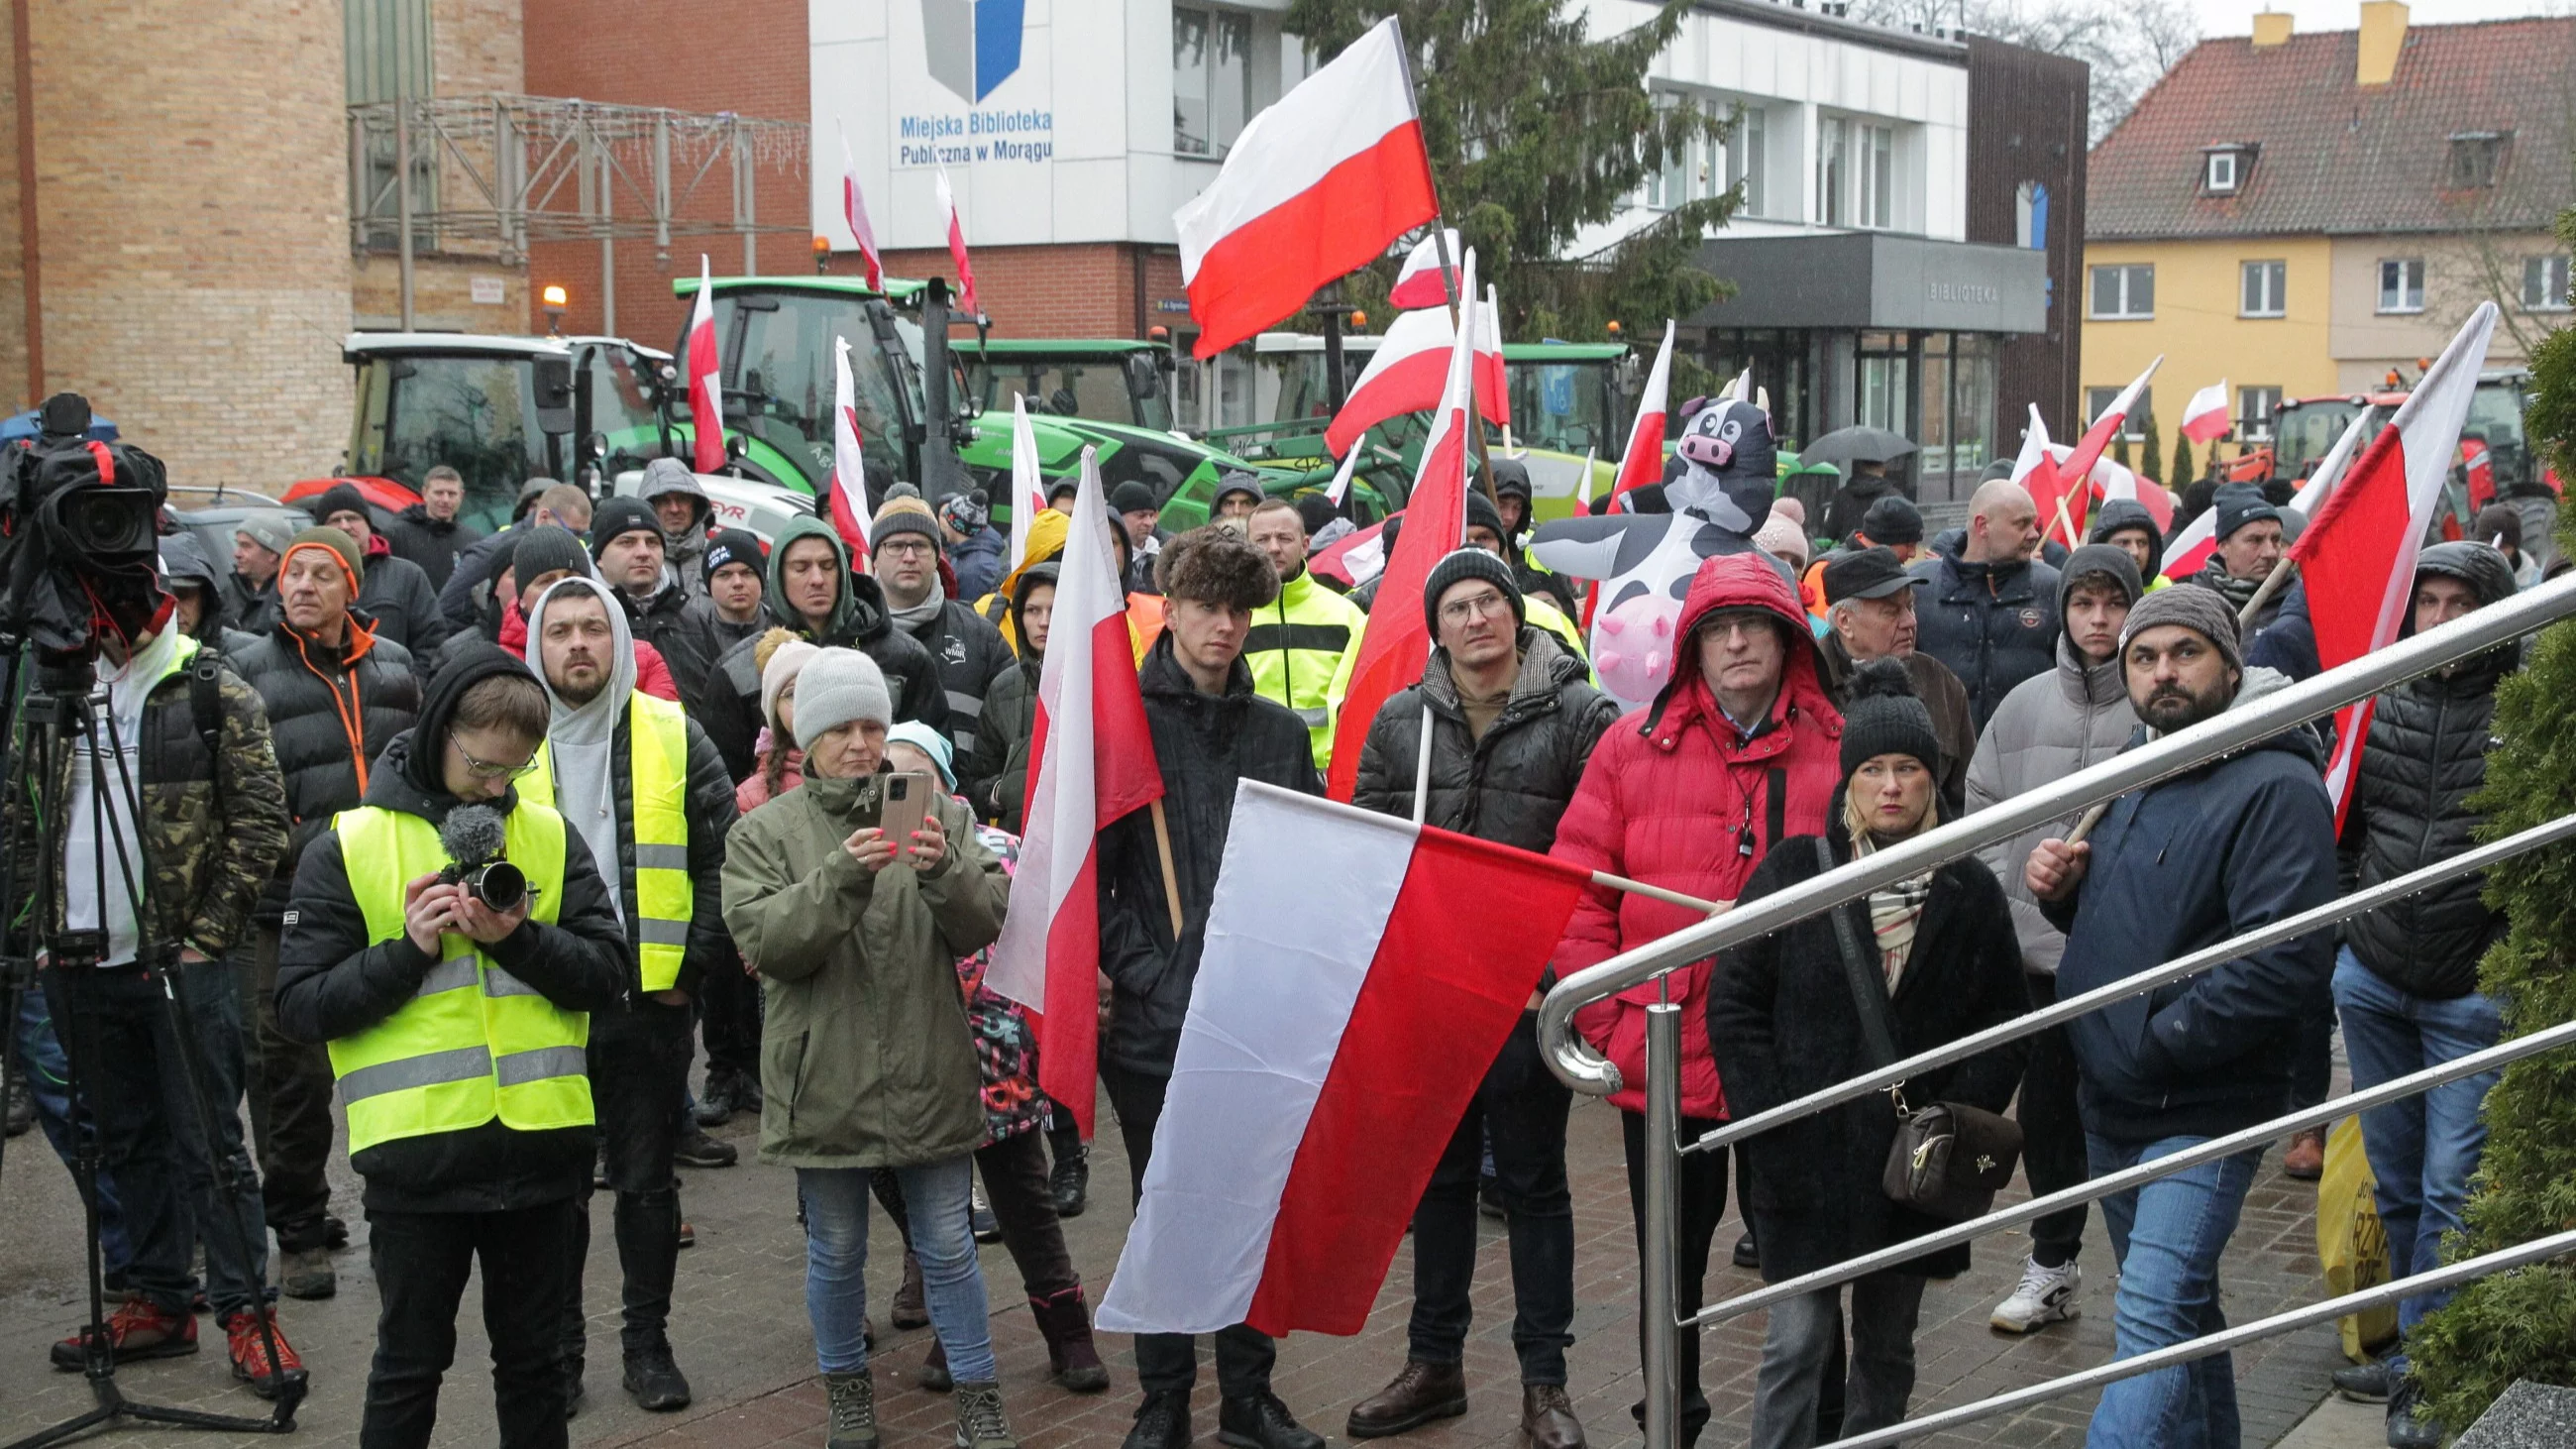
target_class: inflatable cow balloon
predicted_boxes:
[1530,396,1782,709]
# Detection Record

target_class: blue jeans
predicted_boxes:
[799,1157,995,1381]
[14,983,133,1278]
[2331,947,2504,1353]
[2086,1133,2265,1449]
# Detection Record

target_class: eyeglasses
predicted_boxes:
[1438,591,1511,625]
[451,737,542,780]
[879,538,935,557]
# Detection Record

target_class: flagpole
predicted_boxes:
[1411,703,1435,825]
[2238,557,2297,629]
[1149,800,1186,940]
[1392,15,1498,509]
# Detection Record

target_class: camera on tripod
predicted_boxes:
[0,391,168,662]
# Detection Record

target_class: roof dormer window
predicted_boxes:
[2449,132,2508,189]
[2202,145,2251,195]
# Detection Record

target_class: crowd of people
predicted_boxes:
[2,441,2542,1449]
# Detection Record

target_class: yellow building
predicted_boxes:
[2082,4,2572,480]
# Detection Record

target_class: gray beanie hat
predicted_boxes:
[793,647,895,750]
[2120,583,2243,675]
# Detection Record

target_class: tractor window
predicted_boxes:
[585,345,664,476]
[1508,362,1610,455]
[729,293,912,487]
[2463,380,2528,494]
[978,359,1168,431]
[377,355,541,527]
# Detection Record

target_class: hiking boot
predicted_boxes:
[1126,1391,1191,1449]
[675,1125,738,1170]
[1731,1230,1761,1271]
[892,1251,929,1329]
[955,1380,1018,1449]
[1030,1286,1110,1393]
[53,1295,197,1371]
[223,1306,307,1400]
[2284,1127,2326,1180]
[826,1369,880,1449]
[564,1352,587,1418]
[2386,1379,2442,1449]
[1347,1360,1467,1439]
[2333,1358,2399,1403]
[279,1246,336,1300]
[1224,1391,1324,1449]
[919,1334,953,1393]
[678,1221,697,1249]
[1050,1140,1090,1219]
[971,1179,1001,1243]
[323,1214,350,1249]
[695,1073,735,1128]
[1989,1257,2081,1334]
[1522,1384,1586,1449]
[623,1341,694,1410]
[5,1069,32,1138]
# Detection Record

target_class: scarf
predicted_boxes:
[1852,827,1933,992]
[2195,558,2263,611]
[889,578,946,632]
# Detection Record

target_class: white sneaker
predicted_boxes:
[1990,1257,2082,1334]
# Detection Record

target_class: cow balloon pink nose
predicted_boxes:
[1593,595,1682,703]
[1677,433,1734,470]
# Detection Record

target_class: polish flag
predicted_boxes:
[1388,228,1460,309]
[2164,402,2377,582]
[827,336,872,556]
[2292,302,2497,828]
[985,447,1165,1137]
[1094,782,1589,1337]
[1007,391,1046,571]
[686,257,725,473]
[2179,380,2232,443]
[1324,440,1363,506]
[837,124,885,292]
[935,162,981,318]
[2078,451,2170,531]
[1324,251,1479,803]
[2010,404,2073,541]
[1605,321,1674,510]
[2048,358,2161,545]
[1174,17,1439,358]
[1324,307,1451,457]
[1477,284,1510,431]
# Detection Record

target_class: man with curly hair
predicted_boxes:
[1098,526,1324,1449]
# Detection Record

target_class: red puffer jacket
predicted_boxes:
[1551,552,1845,1119]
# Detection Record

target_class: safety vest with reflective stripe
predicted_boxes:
[326,802,589,1155]
[518,690,693,992]
[1243,568,1365,768]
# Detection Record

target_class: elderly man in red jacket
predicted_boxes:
[1551,551,1845,1447]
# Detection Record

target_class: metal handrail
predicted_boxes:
[1539,567,2576,1095]
[1685,812,2576,1156]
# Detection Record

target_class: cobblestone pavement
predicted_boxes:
[0,1074,2350,1448]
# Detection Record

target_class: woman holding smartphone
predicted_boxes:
[718,648,1020,1449]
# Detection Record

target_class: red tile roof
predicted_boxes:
[2088,17,2576,242]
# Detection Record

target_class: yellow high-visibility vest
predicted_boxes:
[520,691,694,992]
[326,802,590,1154]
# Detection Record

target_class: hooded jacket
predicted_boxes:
[273,645,631,1213]
[231,613,425,924]
[2088,500,2168,590]
[385,502,487,588]
[948,525,1009,602]
[704,515,942,780]
[1550,553,1846,1119]
[1098,633,1321,1076]
[637,461,713,600]
[618,575,725,716]
[2041,668,2338,1142]
[964,564,1055,830]
[2341,542,2519,1000]
[1350,626,1619,853]
[160,532,263,653]
[1909,536,2062,728]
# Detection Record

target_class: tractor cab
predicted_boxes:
[959,337,1177,432]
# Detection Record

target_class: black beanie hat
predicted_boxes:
[702,527,765,586]
[1109,481,1158,515]
[2212,483,2281,541]
[512,525,593,588]
[307,482,374,527]
[589,496,662,558]
[1465,488,1505,539]
[1839,657,1942,779]
[1860,494,1923,546]
[1422,547,1524,635]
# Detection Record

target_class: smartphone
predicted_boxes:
[880,772,933,864]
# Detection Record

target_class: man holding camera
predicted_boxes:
[28,601,297,1392]
[276,644,631,1446]
[522,577,738,1413]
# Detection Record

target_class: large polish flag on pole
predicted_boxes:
[827,337,873,557]
[2046,357,2162,543]
[836,124,886,292]
[985,447,1165,1136]
[1174,17,1439,359]
[1603,322,1674,511]
[1007,391,1046,571]
[2293,301,2497,828]
[686,257,726,473]
[935,162,982,317]
[1324,252,1479,802]
[2163,390,2378,583]
[1095,782,1590,1337]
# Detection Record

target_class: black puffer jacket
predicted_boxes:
[230,617,425,922]
[1350,627,1618,852]
[384,503,486,588]
[2342,542,2519,1000]
[1098,634,1320,1076]
[962,565,1054,830]
[1909,539,2061,728]
[904,596,1018,755]
[622,580,725,718]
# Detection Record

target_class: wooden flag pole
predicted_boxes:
[2238,555,2297,628]
[1149,798,1185,940]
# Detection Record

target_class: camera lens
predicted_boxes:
[471,861,528,914]
[54,487,157,555]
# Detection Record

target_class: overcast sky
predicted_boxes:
[2186,0,2566,36]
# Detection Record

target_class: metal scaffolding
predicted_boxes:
[348,93,810,332]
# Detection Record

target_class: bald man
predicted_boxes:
[1910,477,2061,726]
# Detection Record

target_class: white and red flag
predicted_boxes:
[1324,252,1479,802]
[1174,17,1438,358]
[1388,228,1460,309]
[2292,301,2497,828]
[1007,391,1046,571]
[2045,358,2162,545]
[1094,782,1589,1337]
[837,124,885,292]
[1477,284,1510,431]
[1324,307,1453,458]
[985,447,1165,1136]
[827,336,872,558]
[2010,404,2071,534]
[934,162,981,317]
[2164,393,2376,583]
[1604,321,1674,511]
[686,256,725,473]
[2179,380,2232,443]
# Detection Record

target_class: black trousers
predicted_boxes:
[698,952,762,1081]
[364,1199,580,1449]
[250,922,337,1252]
[2019,972,2091,1268]
[877,1128,1081,1303]
[566,999,692,1360]
[1103,1061,1277,1399]
[1409,1013,1575,1384]
[1620,1108,1727,1448]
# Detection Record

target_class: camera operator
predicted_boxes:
[521,576,738,1414]
[23,598,295,1392]
[231,526,423,1299]
[274,646,630,1446]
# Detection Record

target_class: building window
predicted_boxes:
[2090,264,2154,319]
[2237,386,2282,440]
[1859,124,1894,229]
[1173,5,1250,159]
[1730,106,1766,219]
[2240,260,2286,318]
[2087,386,2152,442]
[2378,258,2425,313]
[2448,133,2507,189]
[2523,255,2571,312]
[2204,149,2242,194]
[1817,117,1849,227]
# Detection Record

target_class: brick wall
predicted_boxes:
[873,242,1192,339]
[0,1,27,409]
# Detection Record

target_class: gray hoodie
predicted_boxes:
[525,575,640,927]
[638,458,713,600]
